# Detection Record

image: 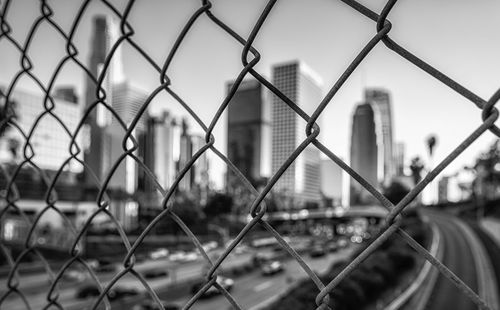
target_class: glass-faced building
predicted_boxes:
[271,61,322,207]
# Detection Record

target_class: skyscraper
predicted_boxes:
[178,118,193,192]
[111,81,147,131]
[321,159,343,207]
[366,88,394,185]
[271,61,322,207]
[350,102,378,206]
[394,142,406,176]
[107,82,148,193]
[138,111,177,203]
[191,135,210,204]
[152,112,177,191]
[226,79,271,190]
[84,15,124,185]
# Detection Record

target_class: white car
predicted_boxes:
[149,248,169,260]
[191,276,234,297]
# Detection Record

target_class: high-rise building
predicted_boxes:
[365,88,394,186]
[83,15,124,185]
[271,61,322,207]
[178,118,193,192]
[226,79,271,190]
[138,116,157,195]
[191,135,210,204]
[350,102,378,206]
[111,81,147,131]
[106,82,148,193]
[138,111,177,196]
[0,86,82,172]
[320,159,343,207]
[394,142,406,176]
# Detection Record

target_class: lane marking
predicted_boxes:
[455,219,500,310]
[253,281,273,292]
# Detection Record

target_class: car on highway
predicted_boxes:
[143,269,169,279]
[169,250,199,262]
[260,260,284,276]
[95,263,117,273]
[191,276,234,298]
[149,248,169,260]
[75,284,138,301]
[309,244,326,258]
[107,286,139,300]
[90,258,117,273]
[63,268,86,282]
[132,299,180,310]
[201,241,218,252]
[75,284,101,299]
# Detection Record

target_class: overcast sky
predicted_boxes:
[1,0,499,194]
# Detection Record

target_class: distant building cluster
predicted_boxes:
[82,15,210,225]
[349,89,407,206]
[0,16,210,236]
[0,13,418,240]
[226,61,344,210]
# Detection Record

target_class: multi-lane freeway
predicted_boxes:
[1,237,352,310]
[421,211,499,310]
[2,211,500,310]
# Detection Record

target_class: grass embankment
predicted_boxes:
[267,210,431,310]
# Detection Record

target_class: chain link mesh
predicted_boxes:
[0,0,498,309]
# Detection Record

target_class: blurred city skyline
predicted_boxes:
[1,0,499,193]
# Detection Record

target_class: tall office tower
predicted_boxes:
[394,142,406,176]
[320,159,343,207]
[271,61,322,207]
[350,103,378,206]
[106,83,148,193]
[138,112,177,194]
[0,86,81,172]
[226,79,271,190]
[111,81,147,131]
[138,116,157,196]
[191,135,210,204]
[154,112,177,191]
[83,15,124,185]
[366,88,394,186]
[178,118,193,192]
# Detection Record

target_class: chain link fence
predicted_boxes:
[0,0,498,309]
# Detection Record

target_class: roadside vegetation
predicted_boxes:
[268,210,431,310]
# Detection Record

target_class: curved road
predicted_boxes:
[424,211,479,310]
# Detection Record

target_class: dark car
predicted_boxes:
[191,276,234,298]
[260,260,284,276]
[326,241,339,253]
[143,269,169,279]
[107,287,139,300]
[132,299,180,310]
[75,284,100,299]
[309,245,326,258]
[76,284,138,301]
[95,264,117,273]
[93,259,117,273]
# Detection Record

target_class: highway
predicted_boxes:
[118,248,354,310]
[1,237,344,310]
[0,249,253,310]
[5,211,499,310]
[423,211,499,310]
